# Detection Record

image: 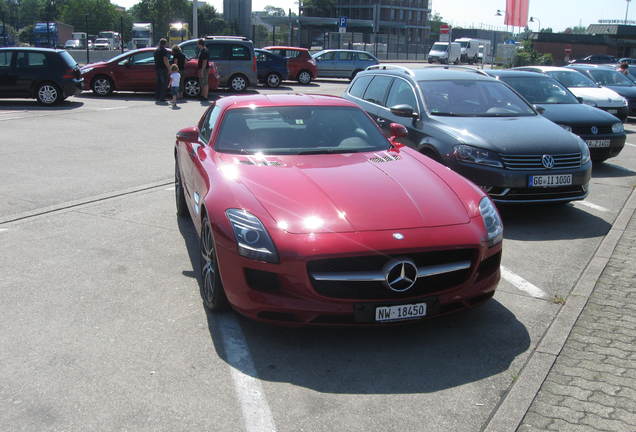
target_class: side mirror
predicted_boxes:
[176,127,200,143]
[533,104,546,114]
[576,97,584,104]
[390,104,419,119]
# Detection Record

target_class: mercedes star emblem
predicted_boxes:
[383,259,418,292]
[541,154,555,169]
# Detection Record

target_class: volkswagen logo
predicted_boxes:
[392,232,405,240]
[383,259,418,292]
[591,126,598,135]
[541,154,555,169]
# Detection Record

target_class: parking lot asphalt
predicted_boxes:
[1,78,636,432]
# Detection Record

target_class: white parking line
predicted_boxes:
[500,266,547,299]
[98,106,129,111]
[575,201,610,212]
[0,228,7,233]
[626,143,636,148]
[164,186,175,191]
[216,314,276,432]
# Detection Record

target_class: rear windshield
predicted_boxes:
[59,51,78,68]
[547,70,597,88]
[215,106,389,155]
[501,76,579,104]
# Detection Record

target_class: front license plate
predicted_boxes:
[375,303,427,322]
[586,139,611,148]
[528,174,573,187]
[607,109,618,114]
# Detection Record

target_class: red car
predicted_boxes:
[174,94,503,325]
[80,48,219,97]
[263,46,316,84]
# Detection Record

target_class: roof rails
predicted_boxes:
[205,35,251,41]
[365,64,415,76]
[422,65,490,76]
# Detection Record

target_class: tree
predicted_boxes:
[563,26,586,34]
[264,5,285,16]
[513,39,553,66]
[301,0,335,17]
[539,27,553,33]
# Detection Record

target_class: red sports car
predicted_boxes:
[80,48,219,97]
[174,94,503,325]
[263,46,316,84]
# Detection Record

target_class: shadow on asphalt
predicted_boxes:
[177,214,530,395]
[592,162,636,178]
[0,100,84,110]
[499,204,611,241]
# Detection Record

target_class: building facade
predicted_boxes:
[223,0,252,38]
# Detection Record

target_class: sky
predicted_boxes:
[115,0,634,33]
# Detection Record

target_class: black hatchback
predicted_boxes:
[0,47,82,105]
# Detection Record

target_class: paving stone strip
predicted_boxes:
[517,210,636,432]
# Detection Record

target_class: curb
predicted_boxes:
[483,187,636,432]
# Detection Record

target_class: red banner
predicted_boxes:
[505,0,529,28]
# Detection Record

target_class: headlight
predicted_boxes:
[559,124,573,132]
[621,97,628,107]
[226,209,278,263]
[612,122,624,133]
[578,137,591,164]
[453,145,503,168]
[479,197,503,246]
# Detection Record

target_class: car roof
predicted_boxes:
[358,65,494,81]
[485,69,547,78]
[0,47,62,54]
[263,46,308,52]
[314,49,374,54]
[515,66,577,73]
[567,64,614,70]
[217,94,358,110]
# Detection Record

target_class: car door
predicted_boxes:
[13,51,48,95]
[0,50,17,96]
[206,43,229,84]
[360,75,394,131]
[255,50,271,81]
[315,51,336,77]
[110,52,136,90]
[354,52,378,73]
[334,51,354,78]
[381,77,425,148]
[125,51,156,90]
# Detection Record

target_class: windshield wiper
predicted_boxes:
[430,112,464,116]
[296,148,358,155]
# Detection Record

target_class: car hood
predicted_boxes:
[567,87,626,107]
[539,103,621,126]
[214,150,470,234]
[431,115,581,153]
[81,61,108,71]
[604,85,636,98]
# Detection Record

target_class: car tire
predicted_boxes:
[592,156,609,163]
[297,70,312,84]
[92,76,113,96]
[350,69,362,81]
[229,74,248,92]
[184,78,201,97]
[265,72,281,88]
[35,82,62,105]
[175,161,189,218]
[199,214,228,312]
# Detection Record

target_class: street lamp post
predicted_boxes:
[495,9,509,37]
[529,16,541,32]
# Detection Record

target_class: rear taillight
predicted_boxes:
[62,68,76,79]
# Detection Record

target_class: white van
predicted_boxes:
[427,42,461,64]
[454,38,481,63]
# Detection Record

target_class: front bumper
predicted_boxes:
[599,105,628,121]
[212,222,502,326]
[577,133,626,161]
[446,159,592,204]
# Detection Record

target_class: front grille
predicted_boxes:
[308,249,475,300]
[500,153,581,170]
[571,125,612,135]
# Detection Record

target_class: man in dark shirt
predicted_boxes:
[154,38,170,102]
[197,39,209,100]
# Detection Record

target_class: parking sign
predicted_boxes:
[339,16,348,28]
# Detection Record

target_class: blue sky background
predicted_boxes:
[116,0,634,33]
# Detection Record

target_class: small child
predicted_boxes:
[169,64,181,107]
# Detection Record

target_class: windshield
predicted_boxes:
[60,51,79,68]
[99,32,114,38]
[458,41,469,48]
[546,70,597,88]
[431,43,448,52]
[587,69,635,86]
[501,76,579,104]
[132,30,150,38]
[418,79,535,117]
[105,51,134,63]
[215,106,390,155]
[95,39,108,43]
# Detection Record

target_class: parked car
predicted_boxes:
[514,66,629,121]
[569,54,617,64]
[618,57,636,65]
[174,93,503,324]
[343,65,592,204]
[262,46,316,84]
[92,38,111,50]
[179,36,256,92]
[566,64,636,117]
[486,69,626,162]
[427,42,461,64]
[254,48,288,88]
[64,39,81,49]
[0,47,82,105]
[80,47,219,97]
[311,49,379,80]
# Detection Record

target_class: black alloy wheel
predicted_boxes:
[265,72,281,88]
[199,215,228,311]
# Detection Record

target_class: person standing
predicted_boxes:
[197,39,209,100]
[169,64,181,108]
[171,45,186,99]
[618,61,630,76]
[154,38,170,103]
